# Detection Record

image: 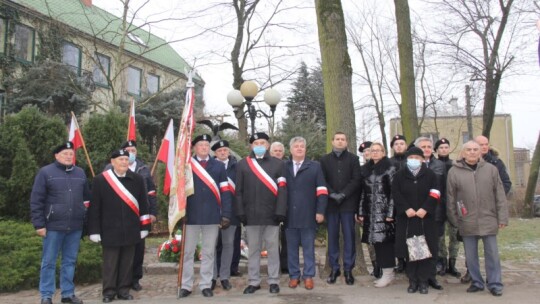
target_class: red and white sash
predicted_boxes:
[228,177,236,195]
[191,158,221,205]
[316,186,328,196]
[246,157,285,196]
[103,169,139,216]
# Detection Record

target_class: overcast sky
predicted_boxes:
[93,0,540,149]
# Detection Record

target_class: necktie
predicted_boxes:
[294,162,301,176]
[200,160,207,168]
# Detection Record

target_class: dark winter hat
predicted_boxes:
[434,138,450,150]
[121,140,137,148]
[249,132,270,144]
[358,141,372,153]
[390,135,406,147]
[53,141,74,154]
[211,140,230,151]
[110,149,129,159]
[192,134,212,146]
[406,146,424,158]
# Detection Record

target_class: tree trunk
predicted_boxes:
[393,0,419,140]
[524,132,540,217]
[481,72,502,138]
[315,0,367,276]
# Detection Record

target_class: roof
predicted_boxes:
[8,0,202,82]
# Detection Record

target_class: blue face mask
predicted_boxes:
[128,153,136,164]
[407,159,422,170]
[253,145,267,156]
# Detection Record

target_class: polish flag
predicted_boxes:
[68,114,83,164]
[127,99,136,141]
[157,119,175,195]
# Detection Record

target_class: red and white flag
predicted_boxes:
[127,98,136,141]
[68,114,83,164]
[168,81,196,236]
[157,119,175,195]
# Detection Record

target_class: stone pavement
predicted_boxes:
[2,248,539,304]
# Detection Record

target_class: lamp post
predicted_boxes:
[226,80,281,136]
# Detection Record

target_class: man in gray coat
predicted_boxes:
[447,141,509,297]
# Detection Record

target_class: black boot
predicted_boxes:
[447,258,461,277]
[436,257,447,276]
[371,262,382,279]
[461,269,471,284]
[396,258,406,273]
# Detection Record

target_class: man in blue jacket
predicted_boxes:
[178,134,232,298]
[285,137,327,290]
[30,142,90,304]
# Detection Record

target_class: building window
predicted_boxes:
[147,73,159,94]
[93,53,110,87]
[127,66,142,96]
[0,18,7,54]
[62,42,82,75]
[13,24,35,62]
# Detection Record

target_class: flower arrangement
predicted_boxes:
[157,229,202,263]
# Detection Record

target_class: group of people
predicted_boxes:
[29,129,510,304]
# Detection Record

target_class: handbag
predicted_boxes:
[406,219,432,261]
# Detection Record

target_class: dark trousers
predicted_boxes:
[132,239,145,283]
[406,257,436,284]
[230,226,241,273]
[374,242,396,269]
[279,224,288,271]
[102,245,135,297]
[327,212,356,271]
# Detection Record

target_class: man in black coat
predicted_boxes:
[88,149,151,302]
[320,132,362,285]
[390,135,407,171]
[475,136,512,194]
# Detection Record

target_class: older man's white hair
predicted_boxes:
[414,136,433,147]
[270,141,284,150]
[289,136,307,148]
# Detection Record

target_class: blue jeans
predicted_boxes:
[462,235,503,292]
[327,212,356,271]
[39,229,82,299]
[286,227,316,279]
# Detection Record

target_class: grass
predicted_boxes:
[497,217,540,262]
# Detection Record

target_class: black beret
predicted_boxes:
[192,134,212,146]
[249,132,269,144]
[390,135,406,147]
[358,141,372,153]
[111,149,129,159]
[53,141,74,154]
[434,138,450,150]
[406,146,424,158]
[211,140,230,151]
[121,140,137,148]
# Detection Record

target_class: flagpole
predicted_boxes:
[127,97,134,141]
[150,139,164,177]
[177,220,187,297]
[71,112,95,177]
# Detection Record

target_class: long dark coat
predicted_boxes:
[319,150,362,213]
[358,157,396,244]
[88,170,150,247]
[392,164,440,259]
[215,155,240,226]
[235,152,287,225]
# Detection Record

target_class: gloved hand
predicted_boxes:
[140,230,149,239]
[330,192,346,204]
[238,215,247,225]
[273,215,286,224]
[220,217,231,230]
[89,234,101,243]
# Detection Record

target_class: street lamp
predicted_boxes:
[226,80,281,135]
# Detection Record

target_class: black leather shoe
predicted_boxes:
[396,258,406,273]
[327,270,341,284]
[41,299,53,304]
[211,279,216,291]
[61,295,83,304]
[490,289,503,296]
[467,285,484,293]
[269,284,280,294]
[117,294,133,300]
[428,278,443,290]
[230,270,242,277]
[201,288,213,297]
[243,285,261,294]
[131,282,142,291]
[221,279,232,290]
[344,271,355,285]
[419,283,429,294]
[178,289,191,298]
[407,282,418,293]
[102,296,114,303]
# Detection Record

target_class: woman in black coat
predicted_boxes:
[392,147,440,295]
[357,142,397,288]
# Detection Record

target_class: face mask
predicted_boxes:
[253,145,267,156]
[407,159,422,170]
[128,153,136,164]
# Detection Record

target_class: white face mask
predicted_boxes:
[407,159,422,170]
